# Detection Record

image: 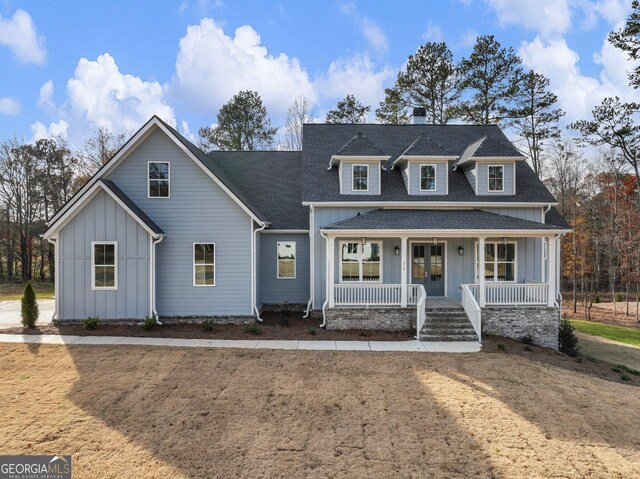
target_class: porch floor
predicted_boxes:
[425,299,461,309]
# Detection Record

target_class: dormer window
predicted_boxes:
[148,161,170,198]
[420,164,437,191]
[488,165,504,192]
[352,164,369,192]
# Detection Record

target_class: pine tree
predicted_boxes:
[375,87,409,124]
[21,281,39,328]
[609,0,640,88]
[325,95,370,123]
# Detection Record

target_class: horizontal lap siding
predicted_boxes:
[106,129,252,316]
[476,162,514,195]
[58,190,150,320]
[259,233,310,304]
[407,162,447,195]
[340,162,380,195]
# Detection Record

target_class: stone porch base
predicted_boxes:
[482,306,560,349]
[325,307,414,331]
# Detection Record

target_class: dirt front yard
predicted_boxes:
[0,343,639,478]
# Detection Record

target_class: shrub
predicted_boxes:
[558,318,579,356]
[497,343,506,352]
[520,334,534,345]
[202,319,215,332]
[307,327,316,335]
[141,316,156,331]
[21,281,39,328]
[615,293,623,302]
[82,316,99,330]
[524,346,533,352]
[243,324,262,335]
[620,374,631,381]
[593,294,600,304]
[617,364,640,376]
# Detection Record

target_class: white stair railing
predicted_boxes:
[461,284,481,342]
[415,285,427,341]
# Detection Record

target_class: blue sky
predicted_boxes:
[0,0,637,148]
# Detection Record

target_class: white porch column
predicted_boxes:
[547,235,557,307]
[400,236,408,307]
[478,236,486,307]
[328,235,335,307]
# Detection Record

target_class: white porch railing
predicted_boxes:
[461,284,481,341]
[334,283,422,306]
[467,282,548,306]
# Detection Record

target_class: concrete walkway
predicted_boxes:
[0,300,54,329]
[0,333,481,353]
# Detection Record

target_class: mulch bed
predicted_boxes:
[1,311,413,341]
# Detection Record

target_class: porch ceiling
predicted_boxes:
[321,209,568,234]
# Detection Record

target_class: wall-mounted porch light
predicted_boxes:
[394,246,400,256]
[458,246,464,256]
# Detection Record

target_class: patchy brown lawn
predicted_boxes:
[0,342,639,478]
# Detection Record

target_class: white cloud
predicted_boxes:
[519,35,639,124]
[30,119,69,141]
[459,29,479,49]
[66,53,175,132]
[0,9,46,65]
[180,119,197,143]
[339,1,356,15]
[37,80,55,109]
[170,18,315,118]
[422,20,444,42]
[0,97,20,115]
[315,54,395,117]
[360,18,388,53]
[486,0,572,38]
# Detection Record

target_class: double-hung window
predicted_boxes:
[194,243,215,286]
[340,241,382,282]
[148,162,170,197]
[92,241,117,290]
[420,164,436,191]
[476,242,516,282]
[488,165,504,192]
[277,241,296,279]
[352,164,369,191]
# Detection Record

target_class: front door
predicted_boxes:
[412,243,445,296]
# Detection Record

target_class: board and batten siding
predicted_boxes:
[258,233,310,305]
[58,189,150,320]
[106,128,253,316]
[406,161,448,195]
[476,162,515,196]
[339,161,381,195]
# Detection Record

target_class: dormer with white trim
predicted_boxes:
[389,135,456,196]
[452,135,525,196]
[328,132,389,195]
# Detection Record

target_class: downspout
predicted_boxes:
[151,236,164,325]
[46,237,58,321]
[542,204,552,222]
[319,229,329,328]
[252,222,267,321]
[303,204,314,318]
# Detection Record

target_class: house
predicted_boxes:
[42,109,570,349]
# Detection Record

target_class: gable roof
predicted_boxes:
[322,209,569,233]
[43,179,165,239]
[207,151,308,230]
[302,123,556,204]
[45,116,268,234]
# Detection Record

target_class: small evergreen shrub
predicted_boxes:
[524,346,533,352]
[497,343,506,352]
[21,281,39,328]
[520,334,534,345]
[307,327,316,335]
[82,316,99,330]
[558,317,579,356]
[202,319,215,332]
[615,293,623,302]
[593,294,600,304]
[620,374,631,381]
[243,324,262,335]
[141,316,156,331]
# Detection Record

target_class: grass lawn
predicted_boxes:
[0,343,638,478]
[0,282,54,300]
[572,319,640,347]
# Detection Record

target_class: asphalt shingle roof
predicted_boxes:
[545,207,570,229]
[334,132,386,157]
[207,151,308,230]
[100,179,165,235]
[322,209,568,231]
[399,134,449,157]
[302,123,556,204]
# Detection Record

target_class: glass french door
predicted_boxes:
[411,243,445,296]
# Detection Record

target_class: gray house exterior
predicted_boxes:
[44,113,570,349]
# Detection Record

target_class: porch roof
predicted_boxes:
[321,209,568,233]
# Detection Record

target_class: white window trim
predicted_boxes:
[419,164,437,192]
[338,240,383,283]
[148,161,171,198]
[91,241,118,291]
[487,165,505,193]
[352,164,369,192]
[474,240,518,282]
[276,241,297,280]
[193,242,216,287]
